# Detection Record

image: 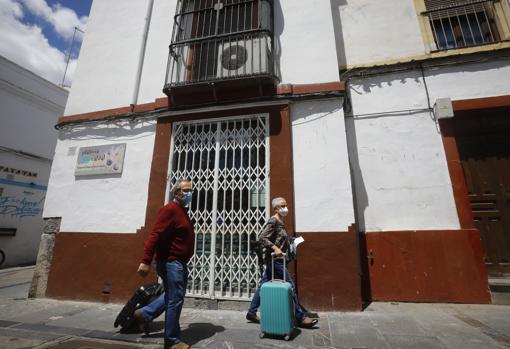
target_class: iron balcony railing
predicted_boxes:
[423,0,502,51]
[164,0,278,92]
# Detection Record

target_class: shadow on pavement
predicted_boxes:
[147,320,165,333]
[143,322,225,345]
[118,320,166,335]
[181,323,225,344]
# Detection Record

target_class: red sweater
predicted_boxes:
[142,201,195,264]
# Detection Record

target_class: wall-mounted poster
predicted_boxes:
[75,143,126,176]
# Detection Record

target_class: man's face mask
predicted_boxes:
[180,191,193,205]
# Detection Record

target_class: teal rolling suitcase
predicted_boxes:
[259,254,294,341]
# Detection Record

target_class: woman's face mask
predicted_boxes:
[278,206,288,217]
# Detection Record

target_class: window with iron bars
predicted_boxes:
[164,0,277,91]
[423,0,502,50]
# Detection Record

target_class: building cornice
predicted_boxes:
[341,46,510,81]
[55,82,345,129]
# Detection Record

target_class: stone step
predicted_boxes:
[489,278,510,306]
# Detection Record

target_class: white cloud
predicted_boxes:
[21,0,88,40]
[0,0,82,85]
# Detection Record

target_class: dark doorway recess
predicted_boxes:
[454,106,510,277]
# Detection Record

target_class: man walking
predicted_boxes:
[138,179,195,349]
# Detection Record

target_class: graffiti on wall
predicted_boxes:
[0,196,44,218]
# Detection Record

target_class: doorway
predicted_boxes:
[168,114,270,300]
[454,107,510,277]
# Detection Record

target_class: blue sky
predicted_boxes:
[21,0,92,52]
[0,0,93,86]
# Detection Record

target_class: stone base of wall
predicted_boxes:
[29,217,61,298]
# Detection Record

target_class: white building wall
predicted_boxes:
[64,0,343,114]
[348,61,510,232]
[347,110,460,232]
[425,60,510,102]
[48,1,347,234]
[43,120,156,233]
[64,0,149,115]
[0,57,67,267]
[277,0,341,84]
[291,99,355,232]
[331,0,426,67]
[0,56,66,159]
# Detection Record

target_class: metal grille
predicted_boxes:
[425,0,486,10]
[165,0,277,90]
[168,115,269,300]
[423,0,502,50]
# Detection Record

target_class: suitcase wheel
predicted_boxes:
[259,332,265,339]
[284,334,290,341]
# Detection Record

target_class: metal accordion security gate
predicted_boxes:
[168,114,269,300]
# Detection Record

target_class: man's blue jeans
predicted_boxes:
[248,260,304,323]
[156,259,188,346]
[139,293,165,322]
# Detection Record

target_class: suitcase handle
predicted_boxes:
[270,252,287,282]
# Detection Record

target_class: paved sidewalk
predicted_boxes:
[0,266,509,349]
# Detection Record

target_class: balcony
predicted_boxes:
[164,0,279,106]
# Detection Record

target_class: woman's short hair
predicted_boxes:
[271,197,286,209]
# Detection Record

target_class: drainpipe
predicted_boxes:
[132,0,154,107]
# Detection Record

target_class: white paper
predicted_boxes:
[293,236,304,248]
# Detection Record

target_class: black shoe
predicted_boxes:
[304,311,320,319]
[246,312,260,323]
[299,317,318,328]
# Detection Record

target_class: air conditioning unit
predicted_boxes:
[217,37,270,78]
